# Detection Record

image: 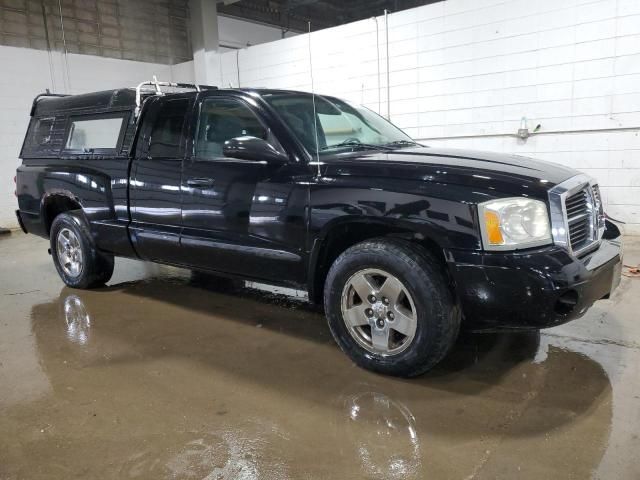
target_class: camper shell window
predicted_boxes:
[32,117,56,146]
[63,112,128,154]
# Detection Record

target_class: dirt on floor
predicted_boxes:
[1,232,639,480]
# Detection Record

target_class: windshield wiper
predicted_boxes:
[382,140,423,148]
[320,140,391,152]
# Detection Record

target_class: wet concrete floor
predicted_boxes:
[1,232,639,479]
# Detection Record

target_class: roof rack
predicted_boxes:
[134,76,217,117]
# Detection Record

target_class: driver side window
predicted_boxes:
[195,97,280,160]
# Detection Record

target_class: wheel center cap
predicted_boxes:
[372,301,387,319]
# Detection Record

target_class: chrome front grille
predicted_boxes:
[548,175,605,256]
[566,188,592,251]
[592,184,603,218]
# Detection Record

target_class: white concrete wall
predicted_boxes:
[4,0,639,234]
[0,44,193,228]
[209,0,640,235]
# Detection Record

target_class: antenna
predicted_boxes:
[308,21,321,177]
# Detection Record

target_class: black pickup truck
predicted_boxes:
[15,81,623,376]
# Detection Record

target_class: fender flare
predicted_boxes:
[306,216,449,303]
[40,190,85,234]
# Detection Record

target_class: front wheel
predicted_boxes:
[50,212,114,289]
[324,238,460,377]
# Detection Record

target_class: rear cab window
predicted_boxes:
[147,98,190,158]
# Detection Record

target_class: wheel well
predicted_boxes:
[310,222,448,304]
[43,195,82,235]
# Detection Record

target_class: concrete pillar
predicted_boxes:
[189,0,220,85]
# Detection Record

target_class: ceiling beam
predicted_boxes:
[217,1,443,33]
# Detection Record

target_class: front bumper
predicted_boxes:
[448,234,623,330]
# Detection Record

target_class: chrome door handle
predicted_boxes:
[186,177,215,188]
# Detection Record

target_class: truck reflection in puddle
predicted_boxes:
[21,276,613,480]
[62,294,91,345]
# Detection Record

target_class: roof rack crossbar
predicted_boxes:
[134,76,217,117]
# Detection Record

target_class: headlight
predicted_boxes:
[478,198,552,251]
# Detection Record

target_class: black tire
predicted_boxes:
[324,238,460,377]
[50,211,114,289]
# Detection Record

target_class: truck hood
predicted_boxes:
[320,146,579,198]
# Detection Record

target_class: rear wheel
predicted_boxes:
[324,238,460,377]
[50,212,114,289]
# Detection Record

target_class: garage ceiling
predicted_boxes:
[218,0,443,34]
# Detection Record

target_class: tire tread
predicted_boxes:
[50,211,114,289]
[324,237,460,377]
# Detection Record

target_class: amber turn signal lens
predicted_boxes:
[484,210,504,245]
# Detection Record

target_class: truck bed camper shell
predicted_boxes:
[22,79,216,159]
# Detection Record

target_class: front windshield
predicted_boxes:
[262,93,417,155]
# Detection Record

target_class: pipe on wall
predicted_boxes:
[384,8,390,120]
[57,0,72,92]
[41,0,57,92]
[418,126,640,142]
[236,48,241,87]
[372,16,381,116]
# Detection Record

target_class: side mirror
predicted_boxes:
[223,136,288,164]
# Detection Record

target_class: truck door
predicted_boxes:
[180,93,308,285]
[129,95,192,264]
